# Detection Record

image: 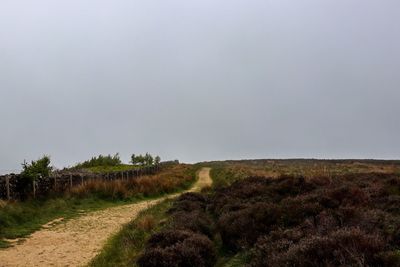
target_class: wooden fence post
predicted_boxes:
[33,180,36,198]
[81,175,84,186]
[54,176,57,191]
[6,175,10,200]
[70,174,73,190]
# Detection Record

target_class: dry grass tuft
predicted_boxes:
[0,199,7,208]
[136,215,156,232]
[68,165,194,200]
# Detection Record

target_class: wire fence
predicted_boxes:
[0,165,163,200]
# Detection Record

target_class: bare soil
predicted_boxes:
[0,168,212,267]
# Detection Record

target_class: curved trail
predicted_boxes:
[0,167,212,267]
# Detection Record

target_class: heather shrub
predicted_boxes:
[381,195,400,213]
[206,172,400,266]
[138,171,400,266]
[251,228,385,267]
[168,192,208,214]
[211,176,317,215]
[218,202,281,250]
[167,192,214,237]
[171,210,214,237]
[325,185,369,207]
[271,175,316,197]
[379,251,400,266]
[137,230,216,267]
[279,197,322,227]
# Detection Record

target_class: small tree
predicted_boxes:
[136,154,146,165]
[131,154,137,165]
[74,153,121,169]
[21,155,52,181]
[144,153,154,165]
[18,155,53,199]
[131,153,158,166]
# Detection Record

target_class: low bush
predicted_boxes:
[171,210,214,238]
[168,193,214,237]
[137,192,216,266]
[137,230,216,267]
[218,202,281,250]
[208,173,400,266]
[137,167,400,267]
[73,153,121,169]
[251,228,385,267]
[168,192,208,214]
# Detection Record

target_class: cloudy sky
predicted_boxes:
[1,0,399,172]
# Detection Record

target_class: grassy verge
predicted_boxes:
[209,166,238,188]
[88,199,173,267]
[215,252,250,267]
[0,164,198,249]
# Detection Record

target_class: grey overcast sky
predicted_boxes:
[1,0,400,172]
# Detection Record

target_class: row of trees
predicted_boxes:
[73,152,161,168]
[74,153,122,169]
[131,153,161,166]
[19,152,162,180]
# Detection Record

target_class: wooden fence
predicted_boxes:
[0,165,161,200]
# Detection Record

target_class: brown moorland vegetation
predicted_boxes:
[69,164,194,200]
[137,192,217,267]
[213,173,400,266]
[138,160,400,267]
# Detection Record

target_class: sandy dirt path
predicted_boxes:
[0,167,212,267]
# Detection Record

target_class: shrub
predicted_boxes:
[21,155,52,180]
[17,156,53,199]
[378,251,400,266]
[168,192,208,214]
[207,172,400,263]
[137,230,216,267]
[251,228,385,267]
[171,210,214,238]
[131,153,160,166]
[279,197,322,227]
[167,193,214,238]
[218,202,281,250]
[74,153,121,169]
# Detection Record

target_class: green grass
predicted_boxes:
[216,252,250,267]
[209,164,243,188]
[88,199,173,267]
